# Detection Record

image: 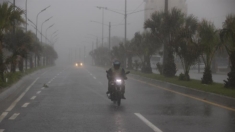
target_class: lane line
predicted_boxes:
[41,87,45,90]
[31,96,36,100]
[0,112,8,123]
[22,103,30,108]
[131,77,235,112]
[6,77,39,112]
[93,76,96,79]
[36,91,41,94]
[135,113,163,132]
[0,129,4,132]
[9,113,20,120]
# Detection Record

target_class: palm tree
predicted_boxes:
[175,15,201,81]
[220,14,235,88]
[0,2,25,81]
[145,8,185,77]
[198,20,220,84]
[141,31,162,73]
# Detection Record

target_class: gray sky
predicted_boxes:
[13,0,235,64]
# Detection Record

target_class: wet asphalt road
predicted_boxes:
[0,65,235,132]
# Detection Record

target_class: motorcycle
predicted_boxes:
[106,71,130,106]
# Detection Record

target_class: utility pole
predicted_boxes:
[84,46,86,63]
[13,0,15,34]
[96,37,98,48]
[92,42,94,65]
[124,0,127,45]
[162,0,168,74]
[97,7,107,47]
[109,22,111,50]
[25,0,27,32]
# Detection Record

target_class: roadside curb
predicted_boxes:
[0,67,50,102]
[130,74,235,109]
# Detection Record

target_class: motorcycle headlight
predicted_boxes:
[116,79,122,85]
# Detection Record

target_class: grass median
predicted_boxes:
[0,66,48,92]
[130,70,235,98]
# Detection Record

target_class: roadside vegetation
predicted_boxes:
[130,70,235,98]
[0,2,57,89]
[90,7,235,90]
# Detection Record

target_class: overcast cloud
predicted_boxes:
[11,0,235,64]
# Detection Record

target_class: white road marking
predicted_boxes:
[0,129,5,132]
[41,87,45,90]
[135,113,163,132]
[6,78,39,112]
[9,113,20,120]
[22,103,30,108]
[36,91,41,94]
[31,96,36,100]
[93,76,96,79]
[0,112,8,123]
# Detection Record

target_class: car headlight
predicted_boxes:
[75,63,78,66]
[80,63,83,66]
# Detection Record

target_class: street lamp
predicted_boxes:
[87,34,100,49]
[41,16,53,43]
[104,6,153,45]
[96,6,107,47]
[91,21,126,50]
[36,5,51,38]
[45,24,55,43]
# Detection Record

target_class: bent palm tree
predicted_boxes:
[220,14,235,88]
[198,20,220,84]
[0,2,25,81]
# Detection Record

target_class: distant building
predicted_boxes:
[144,0,187,21]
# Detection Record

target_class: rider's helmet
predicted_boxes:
[113,60,121,70]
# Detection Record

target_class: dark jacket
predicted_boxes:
[107,67,127,81]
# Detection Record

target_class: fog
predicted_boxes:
[11,0,235,65]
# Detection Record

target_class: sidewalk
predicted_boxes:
[152,69,227,84]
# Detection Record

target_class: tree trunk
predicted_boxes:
[201,66,213,84]
[141,55,152,73]
[19,58,24,72]
[127,55,133,70]
[163,47,176,77]
[10,56,16,73]
[0,47,5,82]
[25,54,28,70]
[224,51,235,88]
[29,56,33,69]
[34,54,37,68]
[37,55,40,67]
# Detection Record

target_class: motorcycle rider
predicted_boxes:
[106,60,127,99]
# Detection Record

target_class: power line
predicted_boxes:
[129,1,144,14]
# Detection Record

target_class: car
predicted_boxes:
[75,62,83,67]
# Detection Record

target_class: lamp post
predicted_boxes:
[36,5,51,38]
[96,6,107,47]
[45,24,55,44]
[88,34,99,48]
[41,16,53,43]
[91,21,126,50]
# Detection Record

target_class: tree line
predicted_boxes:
[0,2,58,82]
[90,8,235,89]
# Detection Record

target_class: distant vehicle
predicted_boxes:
[75,62,83,67]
